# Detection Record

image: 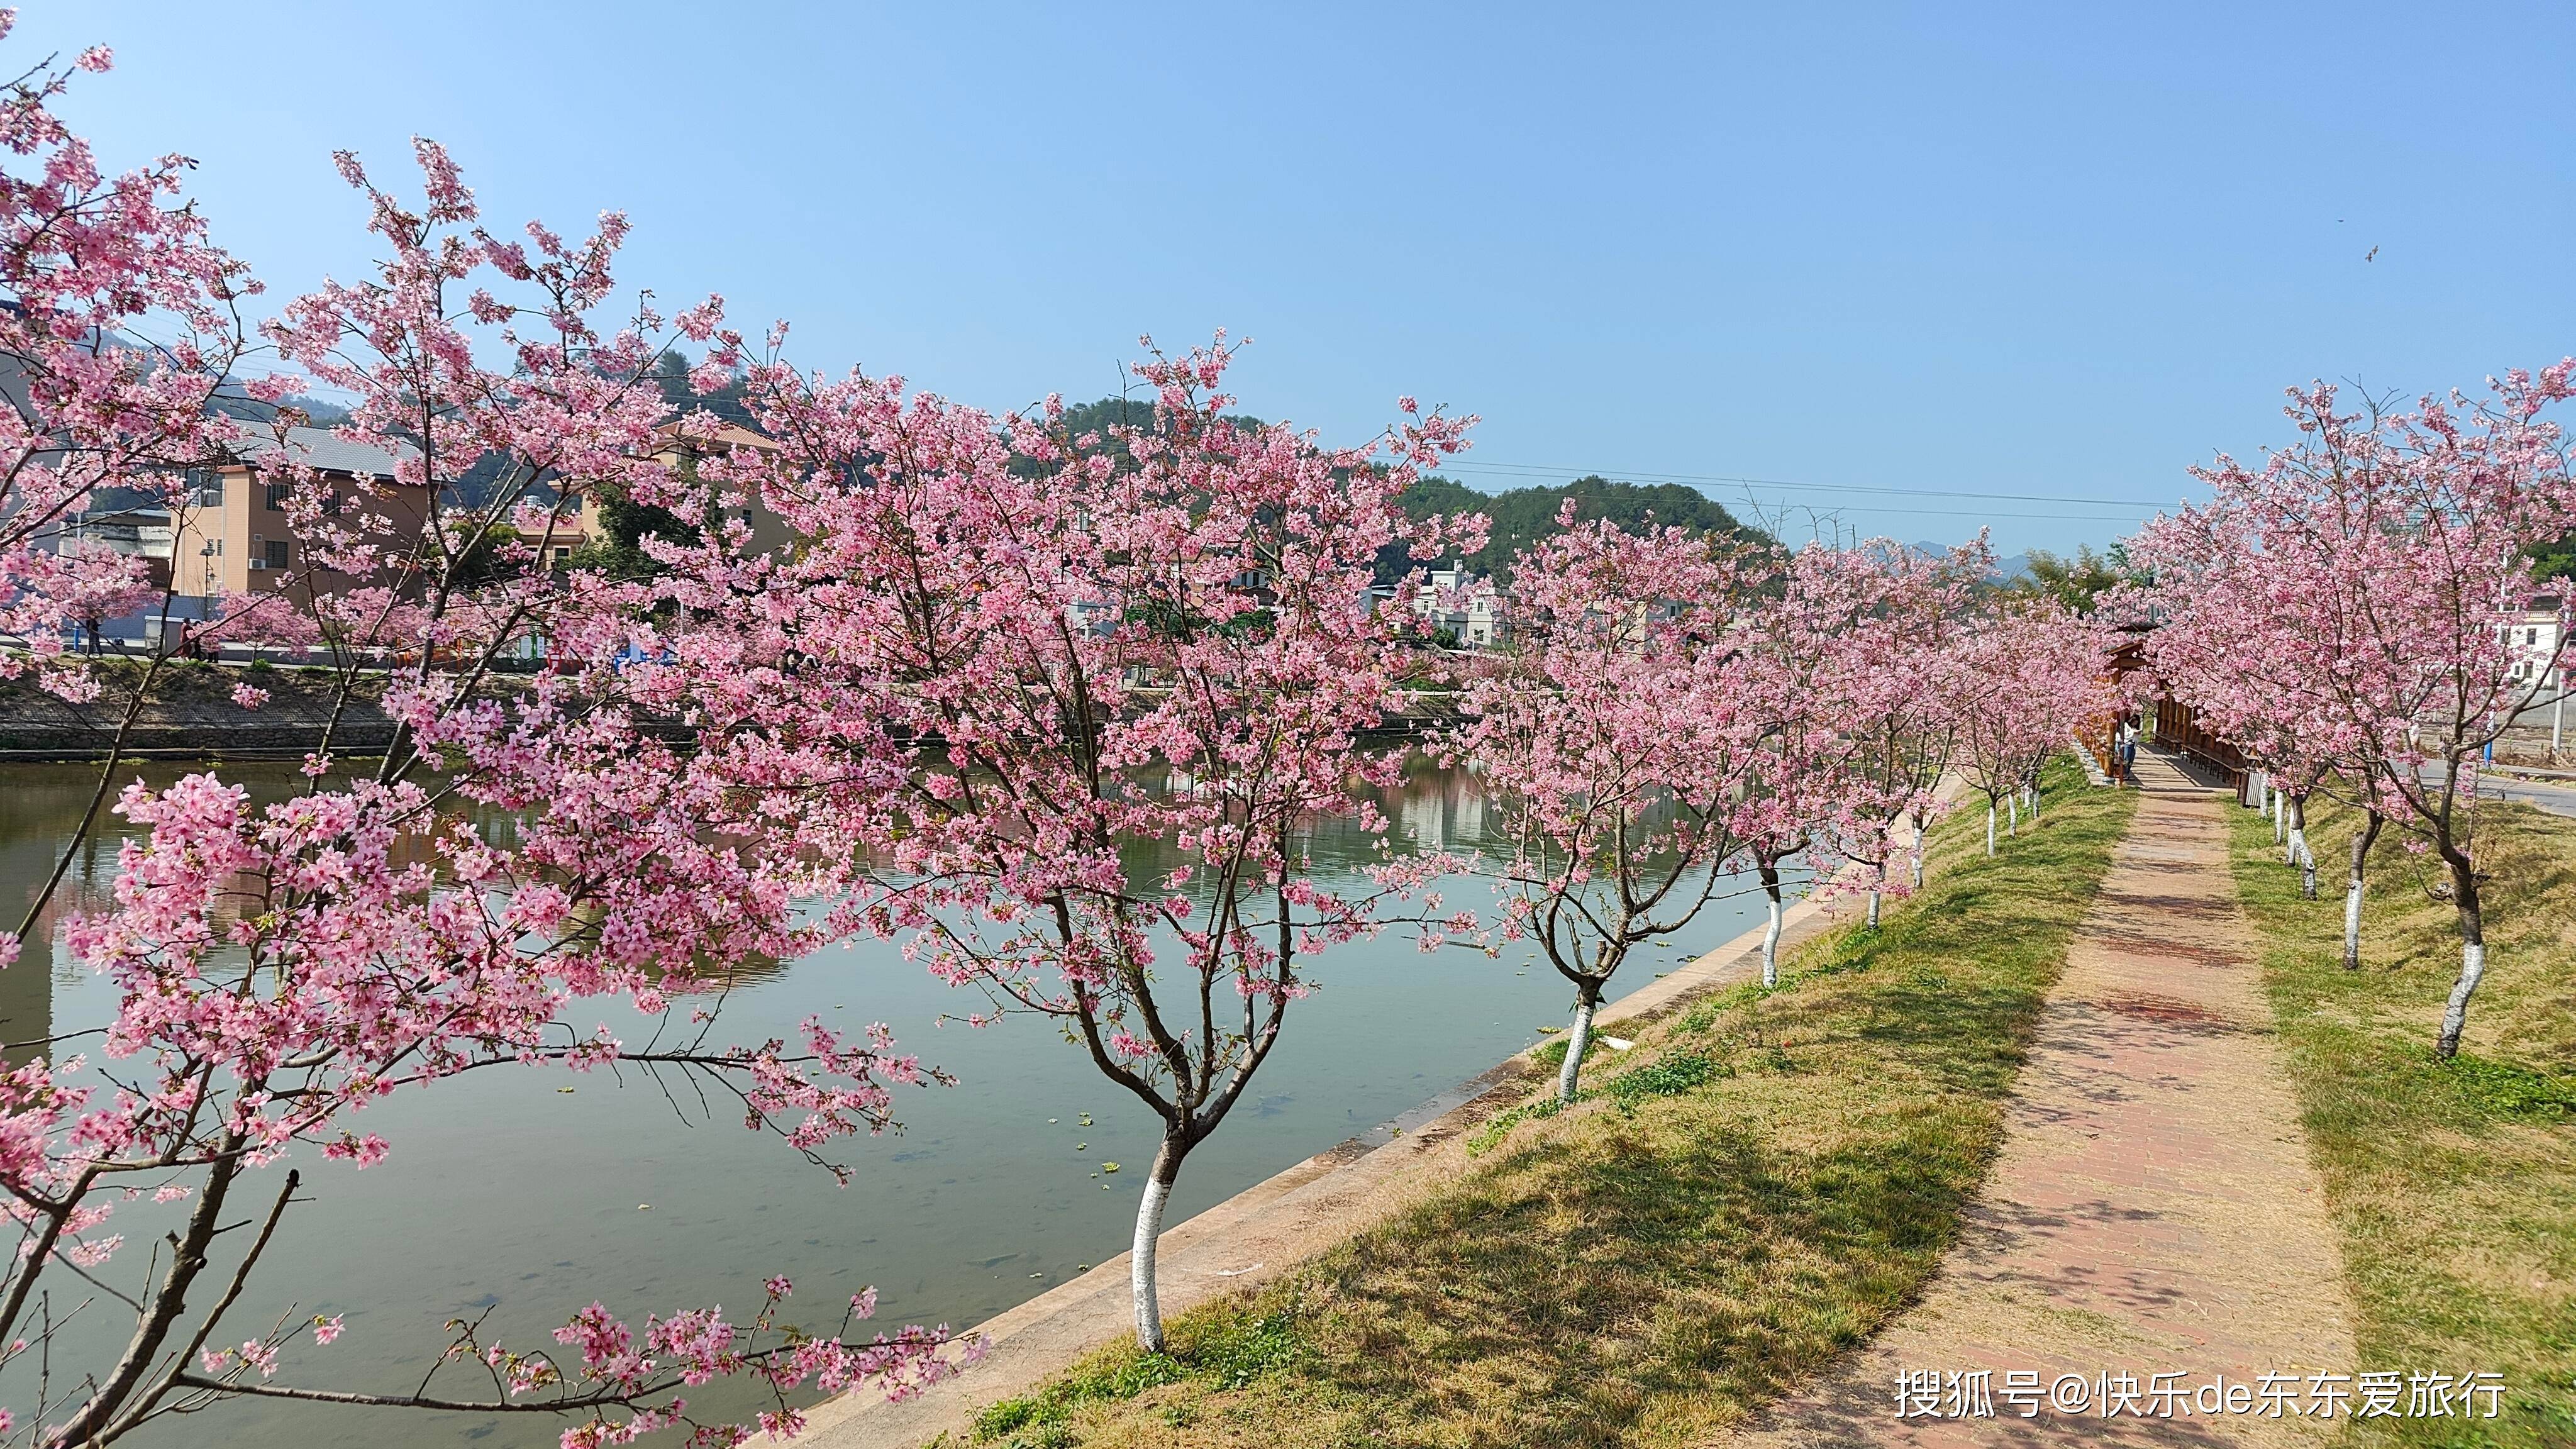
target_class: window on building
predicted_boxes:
[265,482,291,510]
[321,489,345,516]
[264,538,288,570]
[189,470,223,506]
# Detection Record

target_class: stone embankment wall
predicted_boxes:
[0,662,402,758]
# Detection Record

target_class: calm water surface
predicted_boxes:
[0,760,1794,1447]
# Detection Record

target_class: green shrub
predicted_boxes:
[1602,1049,1719,1106]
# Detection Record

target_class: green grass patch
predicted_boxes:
[1463,1094,1563,1157]
[2224,792,2576,1446]
[974,758,2135,1448]
[1601,1049,1721,1108]
[971,1309,1305,1446]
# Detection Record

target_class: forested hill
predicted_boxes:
[1011,399,1765,580]
[1397,473,1767,579]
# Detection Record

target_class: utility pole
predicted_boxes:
[2555,662,2565,758]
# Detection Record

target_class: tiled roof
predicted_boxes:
[228,426,414,479]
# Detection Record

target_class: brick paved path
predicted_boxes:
[1719,752,2355,1447]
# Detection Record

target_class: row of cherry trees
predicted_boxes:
[1455,521,2121,1104]
[2123,369,2576,1058]
[0,30,2123,1444]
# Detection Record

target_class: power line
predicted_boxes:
[1440,459,2173,511]
[1733,502,2156,523]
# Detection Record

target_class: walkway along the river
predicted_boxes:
[1713,748,2355,1448]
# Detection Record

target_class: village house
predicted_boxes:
[2510,595,2565,684]
[164,418,794,606]
[1410,567,1502,648]
[167,426,428,604]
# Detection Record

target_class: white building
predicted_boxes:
[2509,596,2566,685]
[1411,569,1502,649]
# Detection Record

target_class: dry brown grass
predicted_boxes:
[2224,791,2576,1446]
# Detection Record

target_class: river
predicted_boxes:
[0,759,1794,1446]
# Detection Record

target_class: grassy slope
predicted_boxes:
[956,757,2134,1449]
[2223,793,2576,1448]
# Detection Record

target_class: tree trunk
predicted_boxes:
[1985,802,1996,857]
[1557,988,1601,1104]
[1130,1135,1190,1354]
[1758,859,1784,989]
[1867,886,1882,930]
[2434,858,2486,1060]
[53,1143,244,1444]
[2343,811,2382,970]
[2287,794,2314,896]
[2007,793,2018,836]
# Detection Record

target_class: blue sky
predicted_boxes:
[19,2,2573,553]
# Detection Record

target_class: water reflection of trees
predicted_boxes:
[0,762,514,1063]
[0,754,1729,1063]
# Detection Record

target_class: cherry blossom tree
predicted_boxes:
[643,334,1480,1355]
[1733,541,1944,983]
[1945,604,2108,857]
[0,39,965,1444]
[1453,505,1765,1099]
[2131,371,2576,1052]
[1782,538,1987,935]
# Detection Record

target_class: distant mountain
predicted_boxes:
[208,390,352,428]
[1910,540,2030,582]
[1400,474,1768,582]
[1023,400,1768,584]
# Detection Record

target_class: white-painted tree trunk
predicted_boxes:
[2343,812,2384,970]
[1867,887,1882,930]
[1911,843,1924,890]
[1985,803,1997,856]
[1557,997,1598,1103]
[2006,794,2018,836]
[1130,1143,1180,1353]
[1760,894,1783,988]
[2273,789,2285,845]
[2436,942,2485,1059]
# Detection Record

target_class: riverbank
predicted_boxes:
[2224,791,2576,1446]
[0,659,402,758]
[805,757,2127,1449]
[0,665,1482,758]
[799,820,1864,1447]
